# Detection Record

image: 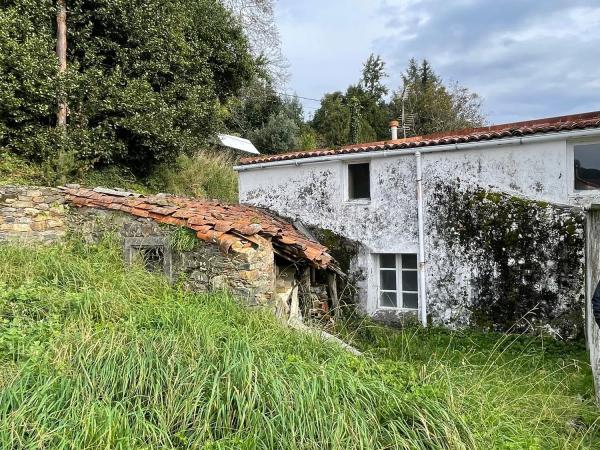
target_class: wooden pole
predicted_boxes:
[328,272,340,320]
[56,0,67,127]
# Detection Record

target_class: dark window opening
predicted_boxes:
[137,246,165,272]
[348,163,370,200]
[574,143,600,190]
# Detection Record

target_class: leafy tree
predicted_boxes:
[360,54,388,100]
[311,54,390,147]
[348,97,361,144]
[311,92,350,147]
[0,0,255,174]
[390,58,485,136]
[224,75,306,154]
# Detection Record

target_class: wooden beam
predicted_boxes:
[328,272,340,320]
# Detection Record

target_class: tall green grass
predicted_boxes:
[0,238,473,449]
[336,317,600,449]
[0,149,239,203]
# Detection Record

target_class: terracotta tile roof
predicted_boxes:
[60,186,340,272]
[239,111,600,166]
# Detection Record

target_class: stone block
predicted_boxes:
[12,201,34,208]
[49,205,66,215]
[31,221,47,232]
[9,223,31,232]
[210,275,228,290]
[47,219,64,229]
[240,270,260,282]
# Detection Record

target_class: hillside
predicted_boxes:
[0,150,239,202]
[0,237,598,448]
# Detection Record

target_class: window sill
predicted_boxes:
[377,306,418,312]
[343,199,371,206]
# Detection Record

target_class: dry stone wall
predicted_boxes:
[0,186,67,242]
[68,206,276,306]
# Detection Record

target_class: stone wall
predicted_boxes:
[68,206,276,306]
[0,186,67,242]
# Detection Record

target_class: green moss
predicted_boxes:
[431,181,585,339]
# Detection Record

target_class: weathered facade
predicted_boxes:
[236,112,600,338]
[0,185,341,323]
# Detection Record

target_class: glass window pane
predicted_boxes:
[402,270,418,292]
[379,254,396,268]
[380,291,397,307]
[348,163,370,199]
[403,293,419,309]
[574,144,600,190]
[380,270,397,290]
[402,254,417,269]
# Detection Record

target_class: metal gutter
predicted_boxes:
[234,128,600,171]
[415,151,428,326]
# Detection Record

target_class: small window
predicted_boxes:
[136,246,165,272]
[377,253,418,310]
[574,143,600,190]
[124,237,173,280]
[347,162,370,200]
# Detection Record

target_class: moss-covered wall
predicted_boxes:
[428,181,585,339]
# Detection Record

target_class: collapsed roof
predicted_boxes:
[60,186,340,274]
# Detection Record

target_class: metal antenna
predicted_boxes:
[400,85,415,138]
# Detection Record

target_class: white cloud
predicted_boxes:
[276,0,600,122]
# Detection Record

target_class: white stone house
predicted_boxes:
[235,112,600,339]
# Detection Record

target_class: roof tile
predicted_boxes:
[239,111,600,166]
[60,187,339,272]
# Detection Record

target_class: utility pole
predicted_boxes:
[56,0,67,128]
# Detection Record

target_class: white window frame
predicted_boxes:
[568,139,600,197]
[343,160,371,204]
[376,253,419,310]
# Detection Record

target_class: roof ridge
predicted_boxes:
[239,110,600,166]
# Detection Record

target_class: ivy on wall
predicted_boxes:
[430,181,585,339]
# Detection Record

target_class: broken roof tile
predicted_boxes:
[59,186,339,272]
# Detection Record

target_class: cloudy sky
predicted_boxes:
[276,0,600,124]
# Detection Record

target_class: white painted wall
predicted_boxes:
[238,133,600,323]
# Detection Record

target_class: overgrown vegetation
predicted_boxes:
[336,317,600,449]
[0,238,473,448]
[0,237,598,448]
[0,0,255,174]
[0,150,239,202]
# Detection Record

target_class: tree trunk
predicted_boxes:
[56,0,67,127]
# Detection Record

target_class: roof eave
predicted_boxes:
[234,126,600,171]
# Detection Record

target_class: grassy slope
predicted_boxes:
[0,238,473,449]
[0,240,598,449]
